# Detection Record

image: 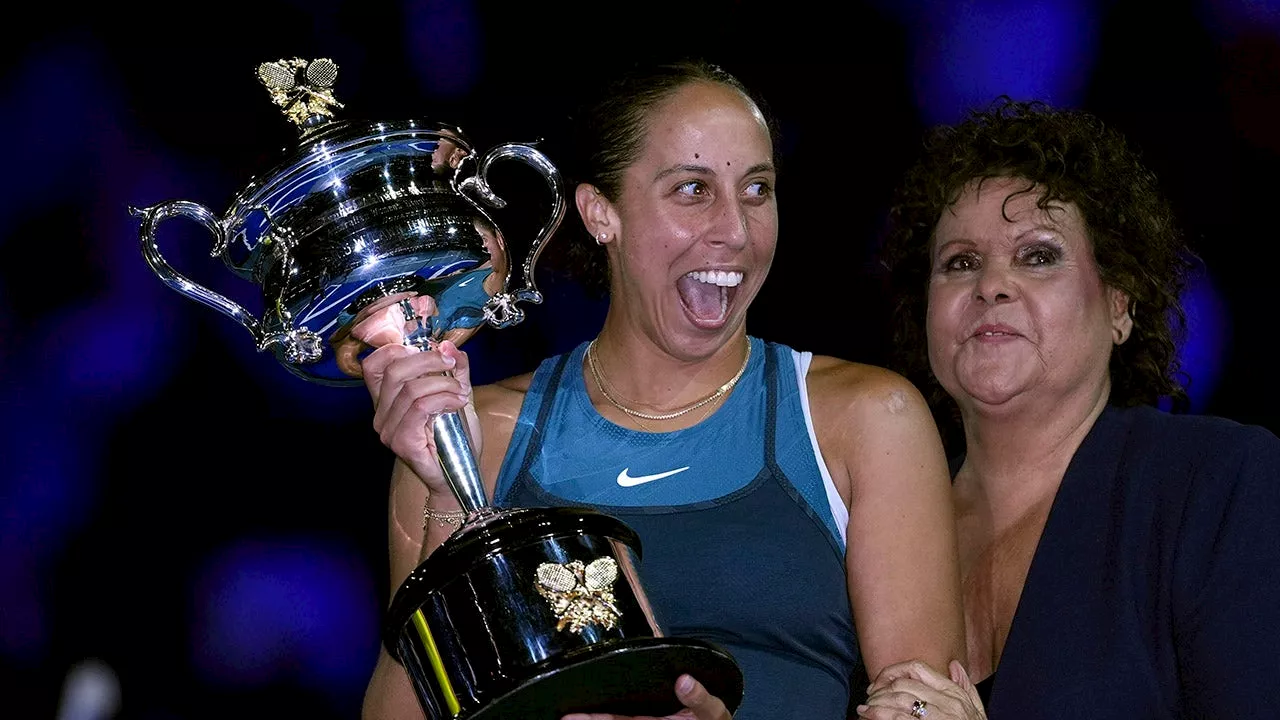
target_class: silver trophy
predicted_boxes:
[130,59,742,719]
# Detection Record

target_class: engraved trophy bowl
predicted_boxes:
[130,57,552,387]
[129,58,743,719]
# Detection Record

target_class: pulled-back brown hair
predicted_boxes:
[542,57,780,297]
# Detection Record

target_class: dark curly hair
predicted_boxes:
[541,57,781,297]
[879,97,1194,453]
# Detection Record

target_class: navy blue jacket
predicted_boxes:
[985,404,1280,718]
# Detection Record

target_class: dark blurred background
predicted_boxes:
[4,1,1277,718]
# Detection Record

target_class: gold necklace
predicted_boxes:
[586,338,751,422]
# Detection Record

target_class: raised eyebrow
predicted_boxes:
[652,161,777,183]
[933,237,976,257]
[653,164,713,182]
[1013,224,1065,243]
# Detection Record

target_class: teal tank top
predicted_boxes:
[494,337,861,719]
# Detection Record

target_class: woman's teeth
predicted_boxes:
[684,270,743,287]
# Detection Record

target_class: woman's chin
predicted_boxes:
[956,380,1032,413]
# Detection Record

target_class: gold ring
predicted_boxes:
[910,699,929,718]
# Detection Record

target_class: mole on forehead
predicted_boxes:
[687,156,734,167]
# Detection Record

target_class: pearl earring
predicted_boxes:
[596,232,608,245]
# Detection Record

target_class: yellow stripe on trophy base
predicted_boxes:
[411,609,462,715]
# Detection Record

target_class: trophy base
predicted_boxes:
[470,636,744,720]
[385,507,746,718]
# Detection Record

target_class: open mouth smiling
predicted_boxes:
[677,270,743,327]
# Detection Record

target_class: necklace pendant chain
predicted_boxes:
[587,339,752,422]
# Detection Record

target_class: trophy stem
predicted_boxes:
[432,410,490,515]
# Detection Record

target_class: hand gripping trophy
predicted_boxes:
[130,59,743,719]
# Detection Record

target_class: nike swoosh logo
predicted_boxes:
[617,466,690,487]
[457,275,476,288]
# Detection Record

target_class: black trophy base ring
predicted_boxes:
[470,636,744,720]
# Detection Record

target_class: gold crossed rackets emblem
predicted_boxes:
[535,558,622,633]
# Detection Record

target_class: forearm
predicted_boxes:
[388,459,461,586]
[373,464,457,720]
[362,648,424,720]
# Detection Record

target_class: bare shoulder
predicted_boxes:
[804,355,947,498]
[804,354,932,424]
[475,372,534,405]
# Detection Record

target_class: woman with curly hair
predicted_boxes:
[856,98,1280,720]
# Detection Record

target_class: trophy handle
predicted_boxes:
[457,142,567,329]
[130,200,266,346]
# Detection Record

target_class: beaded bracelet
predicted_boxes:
[422,500,467,531]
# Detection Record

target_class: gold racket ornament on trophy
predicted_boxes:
[129,58,743,719]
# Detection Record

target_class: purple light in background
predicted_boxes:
[0,403,96,660]
[1177,264,1229,412]
[0,561,45,660]
[0,45,99,228]
[1198,0,1280,39]
[880,0,1101,124]
[1197,0,1280,155]
[48,298,185,397]
[189,538,380,694]
[0,37,154,665]
[405,0,482,98]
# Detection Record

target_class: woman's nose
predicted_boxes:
[974,265,1016,304]
[707,198,750,249]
